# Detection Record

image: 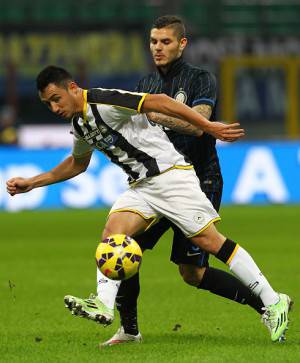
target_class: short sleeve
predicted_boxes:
[72,133,94,158]
[87,88,147,113]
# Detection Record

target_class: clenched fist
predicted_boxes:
[6,177,34,196]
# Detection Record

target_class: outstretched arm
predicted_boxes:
[147,104,213,137]
[6,153,92,196]
[142,94,244,142]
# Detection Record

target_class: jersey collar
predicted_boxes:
[157,57,186,80]
[83,89,88,123]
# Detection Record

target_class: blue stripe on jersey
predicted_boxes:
[192,98,215,107]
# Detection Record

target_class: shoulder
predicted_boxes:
[184,63,216,81]
[87,88,124,103]
[87,87,145,112]
[184,65,217,94]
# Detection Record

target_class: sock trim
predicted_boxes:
[216,238,237,263]
[226,244,240,265]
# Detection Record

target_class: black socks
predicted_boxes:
[116,273,140,335]
[198,267,264,314]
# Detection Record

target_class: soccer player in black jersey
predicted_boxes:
[99,15,266,346]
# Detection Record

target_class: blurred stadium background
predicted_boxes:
[0,0,300,210]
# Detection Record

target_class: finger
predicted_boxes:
[223,135,244,142]
[6,177,17,184]
[228,122,241,127]
[226,125,244,131]
[7,186,16,194]
[223,131,245,137]
[224,125,244,132]
[7,183,18,190]
[224,127,245,133]
[7,188,16,195]
[223,130,245,137]
[226,135,244,140]
[7,181,20,189]
[222,132,244,140]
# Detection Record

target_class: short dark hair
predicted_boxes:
[151,15,186,40]
[36,65,73,92]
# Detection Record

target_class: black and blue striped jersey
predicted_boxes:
[135,57,221,179]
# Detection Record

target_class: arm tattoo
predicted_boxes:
[147,104,212,136]
[193,104,212,120]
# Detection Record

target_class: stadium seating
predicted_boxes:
[0,0,299,34]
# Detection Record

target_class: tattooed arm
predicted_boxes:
[147,104,212,137]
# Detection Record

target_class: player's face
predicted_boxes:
[39,82,80,119]
[150,27,187,67]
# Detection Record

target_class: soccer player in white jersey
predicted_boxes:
[7,66,291,342]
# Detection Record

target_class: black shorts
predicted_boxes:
[135,173,223,267]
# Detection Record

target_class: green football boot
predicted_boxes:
[261,293,293,342]
[64,294,114,326]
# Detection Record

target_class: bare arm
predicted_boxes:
[6,153,92,196]
[147,104,212,137]
[142,94,244,142]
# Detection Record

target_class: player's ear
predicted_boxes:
[68,81,78,94]
[179,38,187,51]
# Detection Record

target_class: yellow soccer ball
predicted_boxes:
[95,234,142,280]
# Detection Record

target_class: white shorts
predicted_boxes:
[109,167,221,238]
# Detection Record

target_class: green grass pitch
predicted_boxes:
[0,205,299,363]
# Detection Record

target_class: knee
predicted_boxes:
[102,225,113,240]
[191,225,226,255]
[179,265,206,287]
[101,216,124,239]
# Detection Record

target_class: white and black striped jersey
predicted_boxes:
[71,88,191,184]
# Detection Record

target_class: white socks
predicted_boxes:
[96,269,121,309]
[228,246,279,306]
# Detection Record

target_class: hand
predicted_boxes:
[6,177,34,196]
[205,122,245,142]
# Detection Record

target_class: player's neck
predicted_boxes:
[158,64,171,75]
[157,56,183,76]
[76,88,85,117]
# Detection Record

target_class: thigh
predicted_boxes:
[135,217,171,251]
[103,211,150,239]
[105,187,159,239]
